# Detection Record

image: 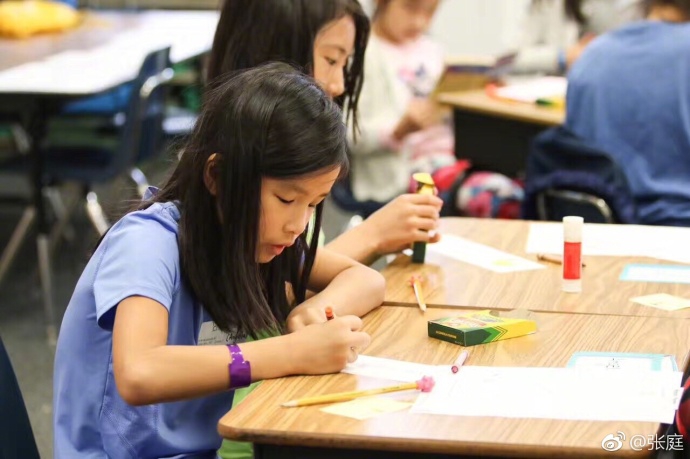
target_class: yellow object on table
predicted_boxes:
[0,1,81,39]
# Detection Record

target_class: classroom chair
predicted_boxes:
[536,188,616,223]
[0,121,37,288]
[0,47,172,343]
[521,126,638,224]
[0,335,40,459]
[0,119,76,290]
[3,46,172,233]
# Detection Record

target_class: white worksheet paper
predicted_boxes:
[342,355,444,383]
[411,366,682,423]
[493,76,567,103]
[525,222,690,263]
[426,235,545,273]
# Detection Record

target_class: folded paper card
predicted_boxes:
[631,293,690,311]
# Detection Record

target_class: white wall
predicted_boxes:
[361,0,531,56]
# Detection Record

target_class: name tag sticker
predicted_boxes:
[198,321,244,345]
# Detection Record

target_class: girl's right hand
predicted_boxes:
[288,316,371,375]
[366,193,443,256]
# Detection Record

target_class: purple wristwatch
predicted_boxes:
[226,344,251,389]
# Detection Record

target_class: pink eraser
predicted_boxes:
[416,375,435,392]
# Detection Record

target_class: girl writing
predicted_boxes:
[52,63,384,459]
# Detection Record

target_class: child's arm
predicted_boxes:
[112,297,370,406]
[391,98,445,141]
[286,247,385,331]
[325,193,443,266]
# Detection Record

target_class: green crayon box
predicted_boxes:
[428,310,537,346]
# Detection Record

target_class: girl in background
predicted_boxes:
[53,63,384,459]
[208,0,444,267]
[348,0,456,206]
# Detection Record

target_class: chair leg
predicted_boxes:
[85,191,110,236]
[10,123,31,154]
[45,187,75,243]
[36,234,57,346]
[0,206,36,286]
[129,167,150,199]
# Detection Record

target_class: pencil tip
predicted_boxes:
[281,401,297,408]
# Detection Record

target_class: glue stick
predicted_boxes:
[562,216,583,293]
[411,172,436,264]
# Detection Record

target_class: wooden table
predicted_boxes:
[438,89,564,179]
[0,10,218,94]
[382,218,690,319]
[438,90,564,127]
[219,306,690,458]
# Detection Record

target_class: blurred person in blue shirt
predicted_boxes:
[565,0,690,226]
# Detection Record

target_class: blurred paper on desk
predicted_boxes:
[526,222,690,263]
[411,366,682,423]
[427,234,545,273]
[491,76,567,104]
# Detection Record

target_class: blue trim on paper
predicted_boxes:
[620,263,690,283]
[567,352,678,371]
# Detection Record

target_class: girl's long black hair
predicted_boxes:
[150,63,349,337]
[207,0,369,134]
[564,0,586,25]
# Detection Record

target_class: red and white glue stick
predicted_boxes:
[562,216,583,293]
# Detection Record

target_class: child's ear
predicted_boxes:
[204,153,219,196]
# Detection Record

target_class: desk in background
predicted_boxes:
[219,306,690,458]
[438,89,564,178]
[382,218,690,319]
[0,10,218,341]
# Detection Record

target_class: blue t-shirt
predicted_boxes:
[566,21,690,226]
[53,195,234,459]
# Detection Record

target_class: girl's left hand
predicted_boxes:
[286,303,330,332]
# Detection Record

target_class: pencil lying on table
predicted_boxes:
[281,376,435,408]
[537,253,586,267]
[409,275,427,312]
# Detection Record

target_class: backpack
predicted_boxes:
[521,126,637,223]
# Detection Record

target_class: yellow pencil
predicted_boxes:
[281,376,435,408]
[409,275,427,312]
[537,253,586,267]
